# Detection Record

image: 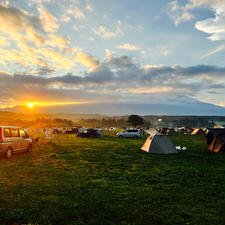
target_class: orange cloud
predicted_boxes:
[0,5,80,70]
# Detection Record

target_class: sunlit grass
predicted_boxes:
[0,134,224,225]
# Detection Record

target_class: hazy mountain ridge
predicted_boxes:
[1,99,225,117]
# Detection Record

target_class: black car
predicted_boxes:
[65,128,79,134]
[77,129,101,137]
[53,128,61,134]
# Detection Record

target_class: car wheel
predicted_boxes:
[27,144,32,152]
[134,135,138,138]
[118,135,123,138]
[6,148,13,159]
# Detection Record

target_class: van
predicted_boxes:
[0,126,33,159]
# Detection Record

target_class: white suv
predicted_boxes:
[116,129,141,138]
[0,126,33,159]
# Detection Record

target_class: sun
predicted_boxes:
[27,103,35,108]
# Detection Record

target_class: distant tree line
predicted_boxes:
[0,113,224,129]
[144,116,216,127]
[0,116,150,129]
[77,115,151,128]
[77,118,127,128]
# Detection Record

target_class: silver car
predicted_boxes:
[0,126,33,159]
[116,129,141,138]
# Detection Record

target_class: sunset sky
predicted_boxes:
[0,0,224,113]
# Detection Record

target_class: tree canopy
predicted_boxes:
[127,115,145,127]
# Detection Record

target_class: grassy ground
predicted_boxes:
[0,133,224,225]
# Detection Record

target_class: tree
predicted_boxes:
[127,115,145,127]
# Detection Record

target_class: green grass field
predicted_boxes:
[0,133,224,225]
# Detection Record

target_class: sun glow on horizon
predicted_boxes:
[24,101,92,108]
[27,102,35,108]
[0,101,98,110]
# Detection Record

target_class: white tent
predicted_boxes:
[141,133,178,154]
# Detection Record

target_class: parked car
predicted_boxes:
[0,126,33,159]
[65,128,79,134]
[77,129,103,138]
[116,129,141,138]
[53,128,62,134]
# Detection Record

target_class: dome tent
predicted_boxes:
[141,132,178,154]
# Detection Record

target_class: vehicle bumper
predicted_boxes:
[0,145,6,153]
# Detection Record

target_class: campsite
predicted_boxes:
[1,1,225,224]
[0,130,224,225]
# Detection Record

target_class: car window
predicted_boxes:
[11,128,19,137]
[4,128,12,137]
[19,129,26,137]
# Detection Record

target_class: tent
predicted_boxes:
[144,128,159,136]
[214,124,224,128]
[141,133,178,154]
[177,126,193,134]
[206,128,225,152]
[157,127,177,136]
[191,128,204,135]
[157,127,168,134]
[166,128,177,136]
[96,129,104,137]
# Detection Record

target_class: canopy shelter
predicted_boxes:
[141,133,178,154]
[206,128,225,153]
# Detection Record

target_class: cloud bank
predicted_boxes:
[169,0,225,41]
[0,52,224,108]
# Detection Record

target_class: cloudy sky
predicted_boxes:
[0,0,224,113]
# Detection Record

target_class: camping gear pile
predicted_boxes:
[176,146,187,151]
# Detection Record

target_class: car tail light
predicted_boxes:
[0,127,3,142]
